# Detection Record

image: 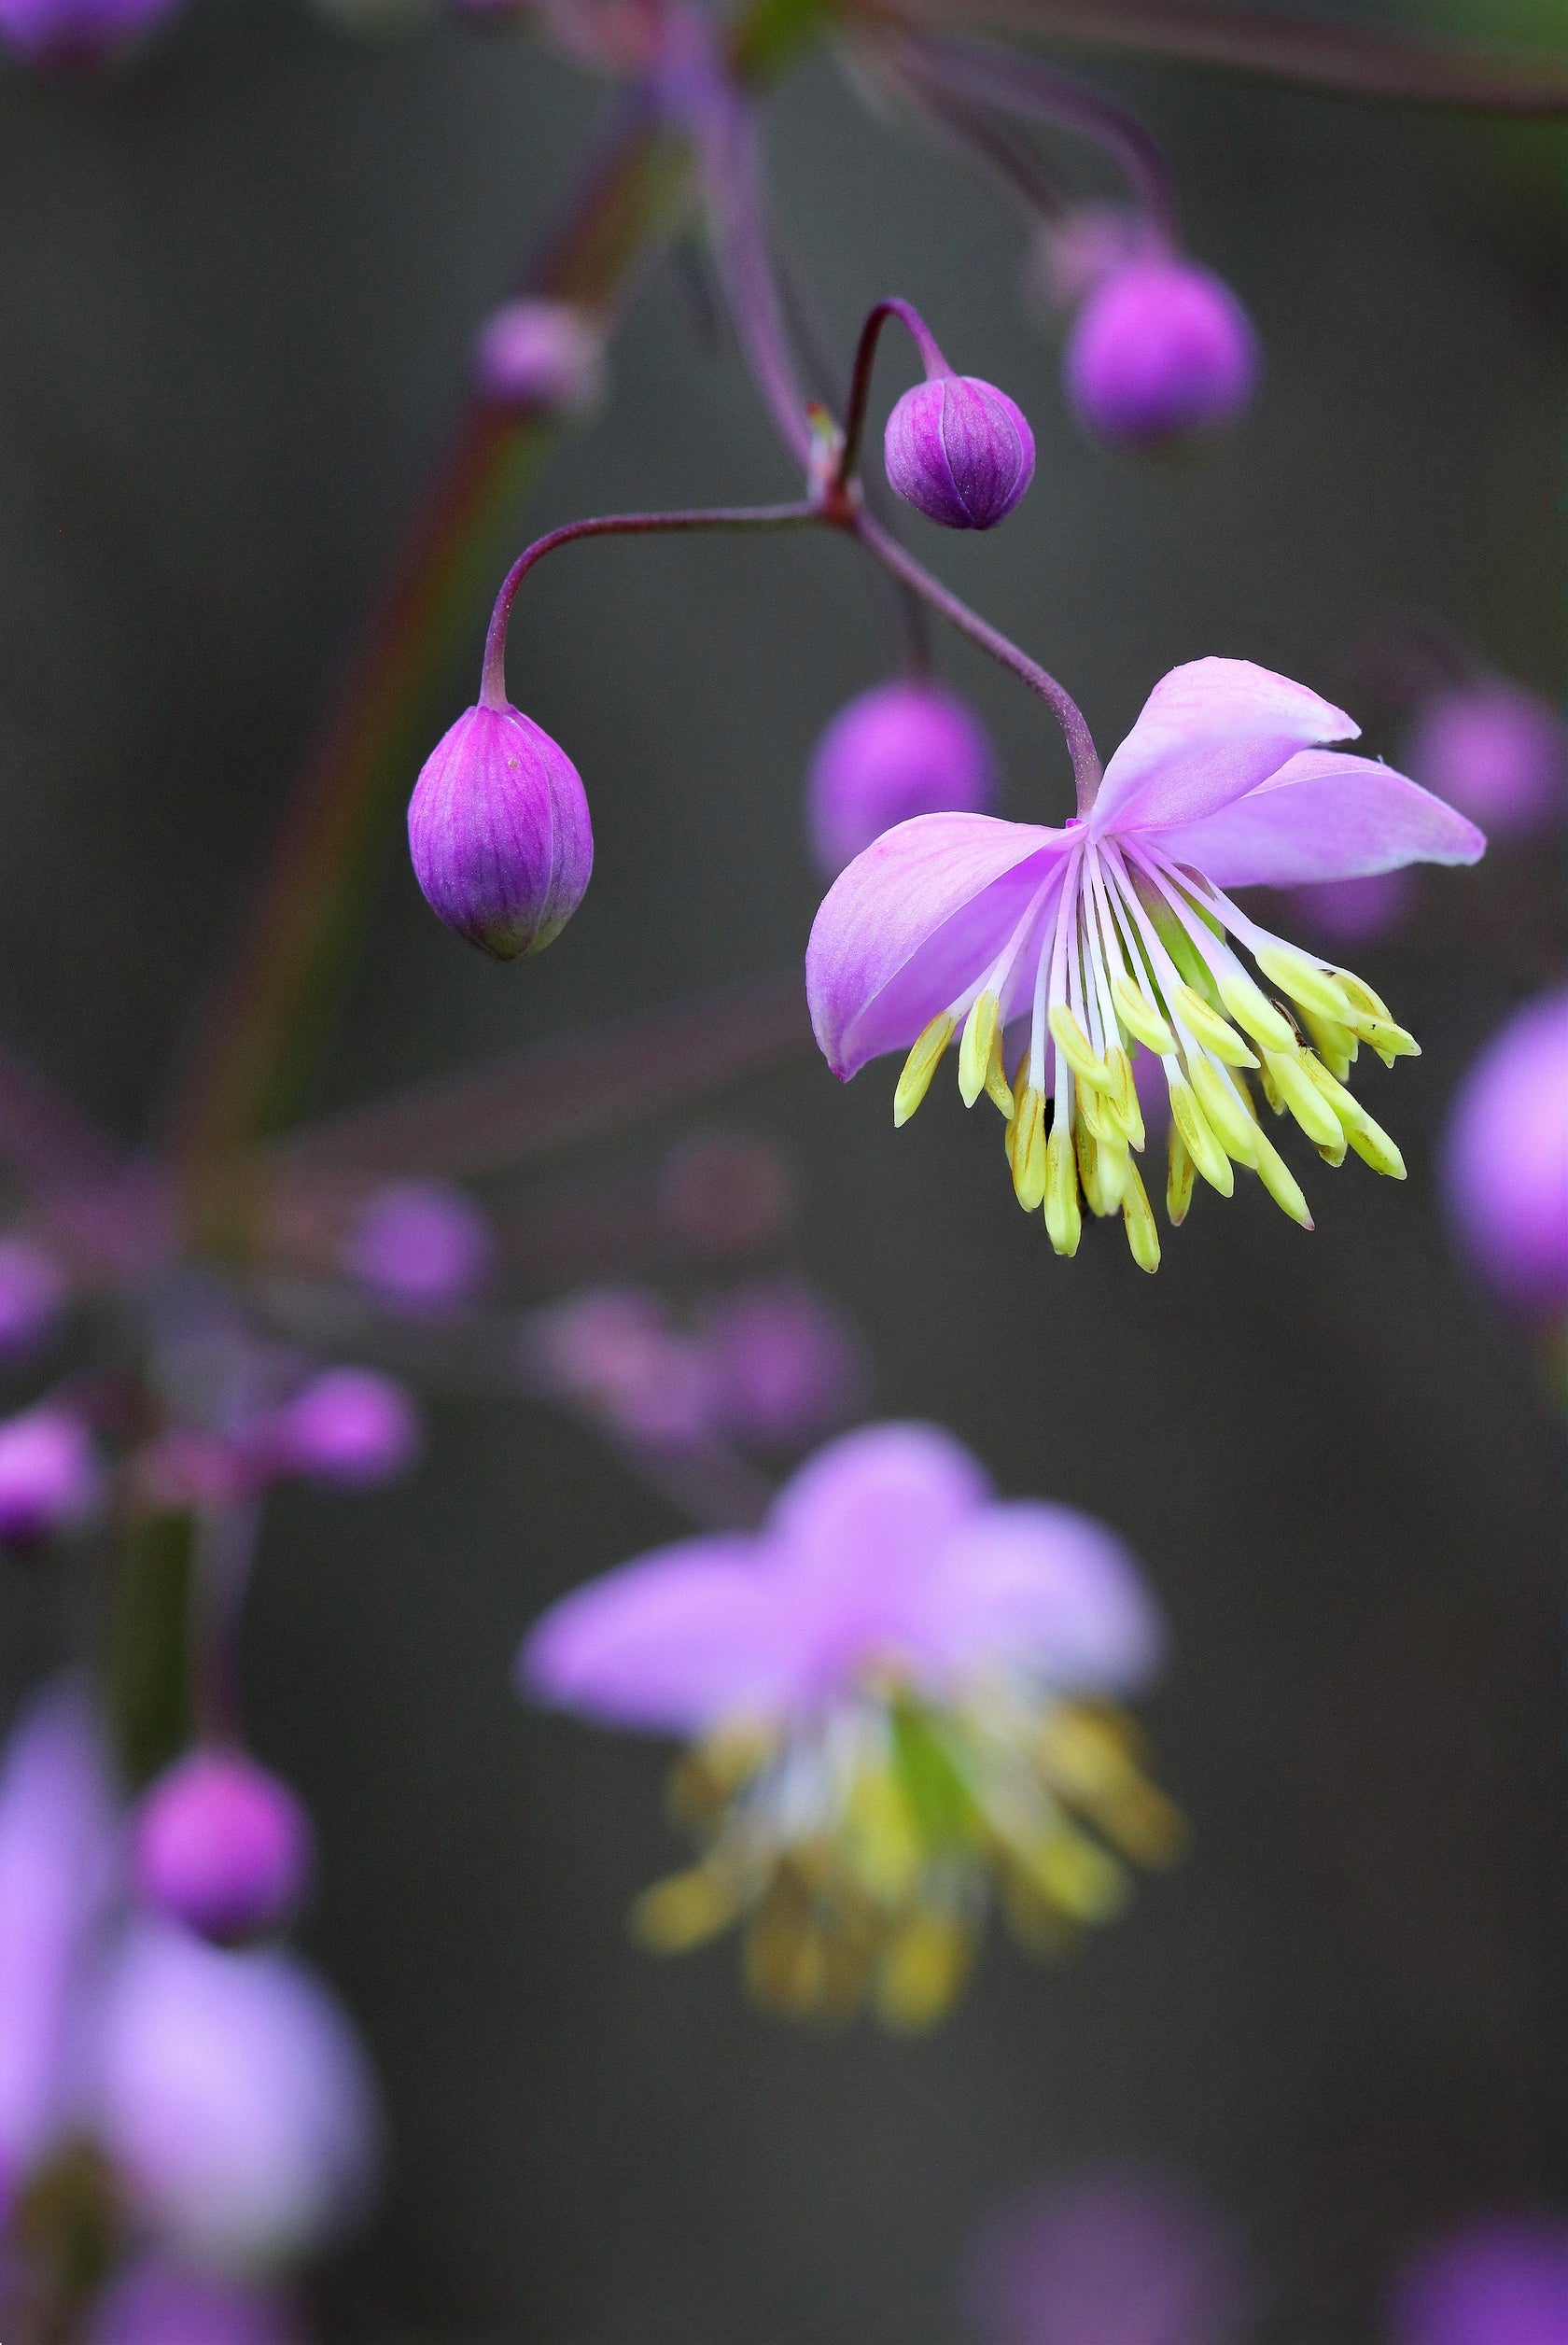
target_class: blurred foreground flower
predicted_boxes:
[808,658,1484,1265]
[521,1423,1180,2028]
[1388,2213,1568,2345]
[1441,989,1568,1317]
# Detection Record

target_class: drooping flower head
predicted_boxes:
[882,318,1035,531]
[1440,990,1568,1315]
[807,660,1485,1269]
[521,1423,1180,2027]
[407,699,594,961]
[1064,259,1259,452]
[1388,2214,1568,2345]
[806,681,998,878]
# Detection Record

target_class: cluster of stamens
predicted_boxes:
[895,837,1419,1271]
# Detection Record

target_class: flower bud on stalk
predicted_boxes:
[471,297,607,415]
[885,371,1035,530]
[408,701,594,961]
[806,681,998,877]
[263,1369,422,1488]
[131,1751,314,1947]
[0,1407,98,1549]
[1065,257,1258,452]
[1441,989,1568,1315]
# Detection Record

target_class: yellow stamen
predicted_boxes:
[874,1912,973,2032]
[1214,963,1297,1055]
[1048,1004,1117,1093]
[1166,1124,1196,1226]
[1188,1056,1259,1167]
[1249,1122,1313,1229]
[983,1025,1015,1116]
[1263,1047,1345,1153]
[1258,1054,1286,1116]
[1300,1004,1358,1080]
[894,1013,954,1127]
[1169,981,1258,1068]
[958,991,1001,1109]
[1299,1056,1407,1178]
[632,1865,739,1952]
[1106,1046,1145,1150]
[1010,1086,1046,1212]
[1044,1120,1082,1256]
[1167,1076,1235,1197]
[1120,1159,1160,1272]
[1253,941,1356,1026]
[1112,971,1176,1056]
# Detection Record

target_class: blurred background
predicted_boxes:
[0,1,1561,2337]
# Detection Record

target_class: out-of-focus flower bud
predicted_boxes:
[0,0,181,65]
[885,373,1034,530]
[1027,204,1157,316]
[1282,868,1416,948]
[693,1281,862,1453]
[472,297,606,415]
[91,1922,382,2275]
[1404,680,1568,837]
[805,680,998,878]
[341,1180,493,1317]
[0,1410,98,1550]
[1440,990,1568,1315]
[1388,2214,1568,2345]
[523,1287,713,1447]
[0,1238,64,1357]
[408,701,594,961]
[131,1753,314,1948]
[89,2259,300,2345]
[658,1130,794,1262]
[1064,258,1258,452]
[264,1369,421,1489]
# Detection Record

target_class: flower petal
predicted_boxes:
[1090,658,1357,837]
[772,1422,989,1585]
[806,814,1065,1078]
[1159,749,1487,887]
[907,1501,1166,1695]
[518,1539,803,1732]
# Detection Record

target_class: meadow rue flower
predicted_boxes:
[131,1753,314,1947]
[1064,258,1259,451]
[1404,678,1568,837]
[0,1407,99,1548]
[521,1422,1180,2028]
[1440,990,1568,1313]
[1388,2215,1568,2345]
[407,700,594,960]
[0,1237,65,1356]
[806,658,1485,1268]
[340,1179,493,1317]
[0,0,182,65]
[261,1369,421,1488]
[471,297,607,414]
[885,358,1035,530]
[806,681,998,878]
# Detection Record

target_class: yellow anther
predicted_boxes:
[1354,1015,1421,1066]
[1166,1125,1196,1226]
[1249,1122,1313,1229]
[1112,971,1176,1056]
[1334,969,1393,1022]
[1044,1120,1082,1256]
[1076,1072,1113,1144]
[1093,1133,1129,1215]
[1345,1115,1407,1179]
[1048,1004,1117,1093]
[1262,1047,1345,1153]
[1214,963,1297,1055]
[1023,1824,1127,1926]
[1106,1046,1145,1151]
[1167,1076,1235,1197]
[1257,1053,1286,1116]
[1253,941,1356,1026]
[874,1912,973,2032]
[632,1865,738,1953]
[959,991,1001,1108]
[1189,1056,1260,1168]
[1011,1086,1046,1212]
[1120,1159,1160,1273]
[1169,981,1258,1068]
[1300,1004,1358,1081]
[983,1025,1015,1116]
[894,1013,954,1127]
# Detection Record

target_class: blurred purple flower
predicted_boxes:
[0,1237,65,1356]
[962,2168,1255,2345]
[341,1180,493,1317]
[522,1286,715,1448]
[0,0,182,64]
[806,681,999,879]
[0,1407,100,1549]
[261,1369,422,1488]
[1404,680,1568,838]
[1064,258,1259,451]
[1388,2214,1568,2345]
[1281,868,1416,948]
[1440,989,1568,1313]
[1029,204,1158,314]
[472,297,606,414]
[131,1753,314,1948]
[89,2260,301,2345]
[692,1280,862,1453]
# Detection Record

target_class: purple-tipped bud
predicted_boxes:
[885,374,1035,530]
[805,680,998,877]
[0,1408,97,1549]
[266,1369,422,1488]
[1440,989,1568,1315]
[1283,868,1416,948]
[341,1180,493,1317]
[0,0,182,65]
[1065,258,1258,452]
[0,1237,65,1356]
[1405,681,1568,837]
[693,1281,862,1453]
[472,297,606,414]
[131,1751,314,1947]
[408,700,593,961]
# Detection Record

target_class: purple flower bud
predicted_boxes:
[1028,204,1158,315]
[693,1281,862,1453]
[805,681,998,878]
[1404,681,1568,837]
[0,0,182,65]
[131,1752,314,1947]
[523,1288,713,1447]
[407,700,594,961]
[266,1369,421,1488]
[472,298,606,414]
[341,1181,493,1317]
[0,1239,65,1357]
[90,2262,300,2345]
[0,1409,98,1550]
[1064,258,1258,452]
[1282,867,1416,948]
[885,374,1035,530]
[1389,2215,1568,2345]
[1440,990,1568,1314]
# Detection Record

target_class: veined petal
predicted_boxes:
[806,814,1066,1079]
[1090,659,1357,837]
[909,1502,1166,1695]
[1160,750,1487,887]
[520,1542,801,1732]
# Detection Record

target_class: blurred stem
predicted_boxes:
[105,1508,197,1789]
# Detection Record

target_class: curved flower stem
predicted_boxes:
[833,298,951,495]
[847,507,1102,807]
[480,501,819,708]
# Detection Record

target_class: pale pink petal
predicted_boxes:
[806,813,1066,1079]
[906,1502,1165,1695]
[1165,750,1486,887]
[773,1421,989,1586]
[1090,659,1357,837]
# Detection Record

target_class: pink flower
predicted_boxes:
[807,658,1484,1265]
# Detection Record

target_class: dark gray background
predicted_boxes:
[0,2,1561,2338]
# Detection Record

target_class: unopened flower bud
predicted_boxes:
[806,680,998,877]
[1441,989,1568,1313]
[0,0,182,65]
[885,373,1034,530]
[408,700,594,961]
[1405,680,1568,837]
[1065,257,1258,451]
[472,297,606,414]
[0,1407,97,1549]
[342,1180,493,1317]
[132,1751,314,1946]
[693,1281,862,1453]
[0,1236,64,1355]
[266,1369,422,1487]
